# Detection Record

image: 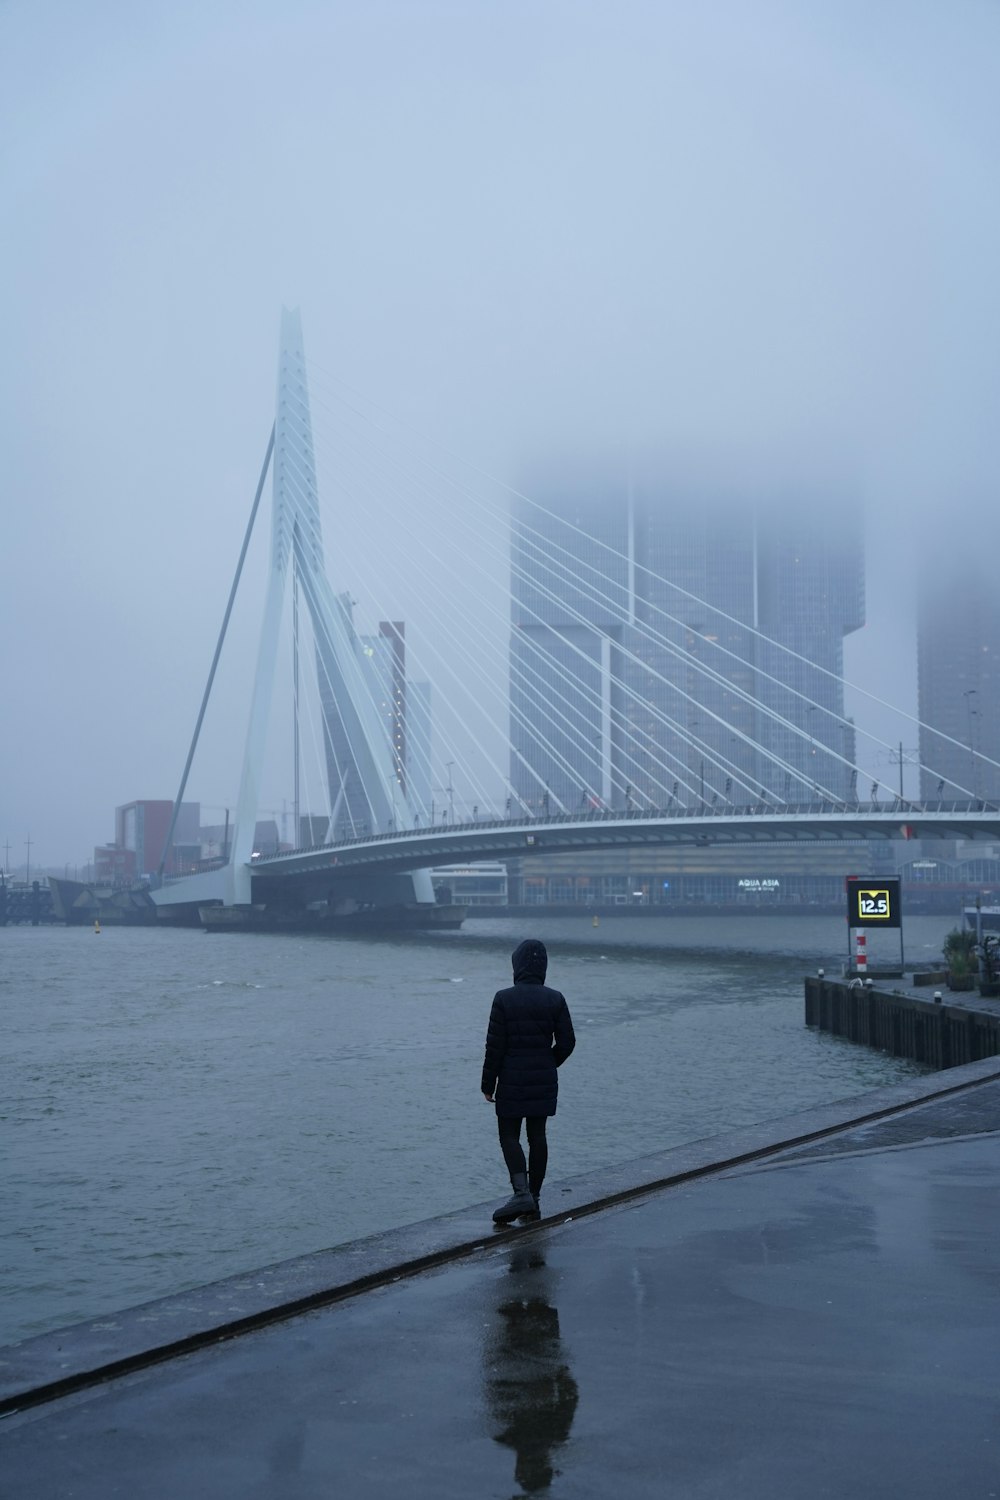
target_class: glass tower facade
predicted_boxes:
[918,559,1000,803]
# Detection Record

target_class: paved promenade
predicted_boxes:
[3,1059,1000,1499]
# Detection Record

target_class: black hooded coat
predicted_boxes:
[481,940,576,1117]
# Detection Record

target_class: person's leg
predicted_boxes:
[525,1116,548,1202]
[493,1117,535,1223]
[497,1116,527,1181]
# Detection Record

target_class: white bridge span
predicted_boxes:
[227,801,1000,890]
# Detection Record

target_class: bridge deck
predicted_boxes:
[247,799,1000,882]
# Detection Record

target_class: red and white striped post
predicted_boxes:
[855,929,867,974]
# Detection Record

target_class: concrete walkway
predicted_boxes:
[3,1061,1000,1499]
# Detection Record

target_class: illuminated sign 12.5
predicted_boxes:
[845,878,902,928]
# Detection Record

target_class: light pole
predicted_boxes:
[889,742,917,804]
[445,762,455,822]
[964,689,978,799]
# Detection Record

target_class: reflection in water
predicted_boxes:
[483,1247,579,1494]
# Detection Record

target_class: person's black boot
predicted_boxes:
[519,1188,541,1222]
[492,1172,535,1224]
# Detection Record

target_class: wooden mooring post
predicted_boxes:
[805,975,1000,1069]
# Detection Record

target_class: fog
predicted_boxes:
[2,0,998,868]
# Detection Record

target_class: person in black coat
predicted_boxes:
[482,939,576,1224]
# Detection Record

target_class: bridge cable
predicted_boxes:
[300,425,701,810]
[298,377,850,796]
[303,359,1000,789]
[286,400,720,809]
[279,450,512,821]
[159,424,275,878]
[295,389,841,803]
[288,389,741,807]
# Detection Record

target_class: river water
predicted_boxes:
[2,913,951,1346]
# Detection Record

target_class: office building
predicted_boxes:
[406,679,433,821]
[322,601,430,836]
[918,559,1000,803]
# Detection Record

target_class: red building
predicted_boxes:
[93,800,201,880]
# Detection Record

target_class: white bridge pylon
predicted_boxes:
[155,308,422,912]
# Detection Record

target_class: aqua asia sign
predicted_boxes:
[845,877,902,929]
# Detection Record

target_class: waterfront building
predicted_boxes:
[510,459,864,812]
[918,559,1000,804]
[93,844,138,884]
[754,504,863,800]
[376,620,407,799]
[430,862,508,906]
[322,601,429,836]
[406,679,433,821]
[505,840,876,908]
[503,836,1000,912]
[97,800,201,879]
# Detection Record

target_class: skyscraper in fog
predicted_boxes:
[509,460,864,811]
[918,560,1000,803]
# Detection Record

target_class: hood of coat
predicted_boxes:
[511,938,548,984]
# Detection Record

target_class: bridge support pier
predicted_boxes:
[158,866,445,931]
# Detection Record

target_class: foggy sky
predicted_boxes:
[2,0,999,869]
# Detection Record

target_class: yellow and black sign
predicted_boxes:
[846,878,901,928]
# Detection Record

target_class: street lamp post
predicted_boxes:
[889,742,917,804]
[964,689,978,799]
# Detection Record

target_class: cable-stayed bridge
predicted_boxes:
[153,311,1000,926]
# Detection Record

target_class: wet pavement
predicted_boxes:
[3,1066,1000,1499]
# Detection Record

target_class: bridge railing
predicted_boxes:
[249,796,999,865]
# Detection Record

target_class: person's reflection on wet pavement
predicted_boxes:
[483,1245,579,1494]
